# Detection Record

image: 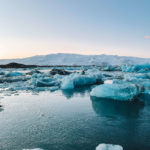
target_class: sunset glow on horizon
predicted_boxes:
[0,0,150,59]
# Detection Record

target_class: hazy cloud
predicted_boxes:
[144,36,150,39]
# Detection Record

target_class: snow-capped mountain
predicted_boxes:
[0,53,150,66]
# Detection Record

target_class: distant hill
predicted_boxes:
[0,53,150,66]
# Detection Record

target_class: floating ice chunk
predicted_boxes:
[101,65,121,71]
[104,80,113,84]
[124,73,148,81]
[61,73,103,90]
[54,74,64,79]
[61,75,74,90]
[32,73,45,78]
[90,83,139,101]
[121,65,134,72]
[122,74,150,92]
[31,75,60,87]
[122,64,150,73]
[5,71,24,77]
[74,75,96,86]
[143,90,150,94]
[86,68,100,74]
[36,80,59,87]
[26,69,42,75]
[0,76,30,83]
[49,86,59,92]
[35,77,60,87]
[96,144,123,150]
[0,71,5,76]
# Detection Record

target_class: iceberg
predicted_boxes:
[5,71,24,77]
[74,75,97,86]
[0,76,30,83]
[1,66,149,97]
[122,64,150,73]
[0,71,5,76]
[49,86,59,92]
[90,83,139,101]
[36,79,59,87]
[100,65,121,71]
[61,72,103,90]
[123,74,150,92]
[124,73,149,81]
[96,144,123,150]
[61,75,74,90]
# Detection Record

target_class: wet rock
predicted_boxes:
[26,69,42,75]
[0,62,37,68]
[50,69,71,75]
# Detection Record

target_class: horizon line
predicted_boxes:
[1,52,150,60]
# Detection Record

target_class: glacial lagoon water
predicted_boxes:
[0,88,150,150]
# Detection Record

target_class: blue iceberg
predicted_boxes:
[90,83,139,101]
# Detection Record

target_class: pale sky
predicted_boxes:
[0,0,150,59]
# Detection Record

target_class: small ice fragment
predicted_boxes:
[104,80,113,84]
[36,80,59,87]
[49,86,59,92]
[5,72,24,77]
[96,144,123,150]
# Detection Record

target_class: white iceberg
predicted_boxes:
[96,144,123,150]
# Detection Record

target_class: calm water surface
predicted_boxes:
[0,88,150,150]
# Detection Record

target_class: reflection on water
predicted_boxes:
[0,107,3,112]
[90,96,150,150]
[0,98,3,112]
[139,93,150,105]
[0,89,150,150]
[61,86,92,99]
[90,96,144,118]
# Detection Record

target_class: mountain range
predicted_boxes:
[0,53,150,66]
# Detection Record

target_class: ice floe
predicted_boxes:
[0,66,150,101]
[5,71,24,77]
[90,83,139,101]
[96,144,123,150]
